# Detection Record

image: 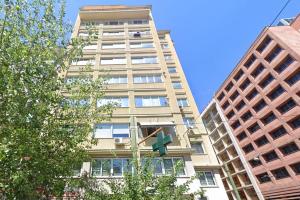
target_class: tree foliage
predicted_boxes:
[0,0,112,199]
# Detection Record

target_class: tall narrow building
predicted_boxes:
[202,15,300,200]
[66,5,228,199]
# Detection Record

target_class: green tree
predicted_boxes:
[0,0,113,199]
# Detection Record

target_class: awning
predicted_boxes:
[138,121,175,127]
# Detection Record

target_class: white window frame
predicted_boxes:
[91,158,133,177]
[191,142,205,154]
[102,43,125,49]
[72,58,95,66]
[128,19,148,25]
[177,98,189,107]
[183,117,195,128]
[130,42,154,49]
[106,76,127,84]
[133,74,162,83]
[94,123,130,139]
[83,44,98,50]
[128,30,151,36]
[100,57,127,65]
[131,56,158,64]
[97,97,129,108]
[135,96,168,107]
[172,81,183,89]
[168,67,177,73]
[198,171,217,187]
[103,31,125,36]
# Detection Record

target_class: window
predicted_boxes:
[171,81,182,89]
[64,98,90,107]
[177,98,189,107]
[191,142,205,154]
[183,117,195,128]
[265,45,282,63]
[83,44,98,50]
[253,99,267,112]
[275,55,294,73]
[244,54,256,68]
[230,91,239,101]
[231,120,241,130]
[133,74,162,83]
[226,110,235,119]
[142,157,185,176]
[100,57,127,65]
[128,19,148,25]
[198,171,216,186]
[234,69,244,81]
[91,158,132,177]
[269,126,287,140]
[249,159,262,168]
[65,76,91,84]
[241,111,252,122]
[235,100,245,111]
[103,31,125,36]
[256,172,271,183]
[237,131,247,141]
[102,43,125,49]
[72,58,95,65]
[225,82,233,92]
[106,76,127,84]
[285,70,300,86]
[247,122,260,134]
[164,55,172,61]
[288,116,300,129]
[217,92,225,101]
[259,74,274,88]
[267,85,285,100]
[271,167,290,180]
[290,162,300,174]
[130,42,154,48]
[263,150,279,162]
[257,36,272,53]
[94,123,130,138]
[135,96,168,107]
[240,78,250,90]
[254,136,269,147]
[222,101,229,110]
[261,112,276,125]
[243,143,254,154]
[168,67,177,73]
[131,56,158,64]
[97,97,129,108]
[279,142,299,155]
[104,21,124,25]
[161,44,169,49]
[277,98,297,114]
[246,88,258,101]
[251,64,265,78]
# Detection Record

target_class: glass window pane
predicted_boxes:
[94,124,111,138]
[113,159,122,176]
[191,143,204,154]
[173,158,185,175]
[159,97,167,106]
[152,159,163,175]
[141,76,147,83]
[123,159,133,174]
[135,97,142,107]
[92,160,101,176]
[102,159,111,176]
[112,124,129,138]
[163,159,173,174]
[134,76,141,83]
[205,172,215,185]
[198,172,207,185]
[121,97,128,107]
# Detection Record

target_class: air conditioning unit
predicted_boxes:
[133,32,141,37]
[114,138,125,145]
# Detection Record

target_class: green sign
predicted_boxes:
[152,131,173,156]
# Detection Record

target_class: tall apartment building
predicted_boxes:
[202,15,300,200]
[65,5,228,200]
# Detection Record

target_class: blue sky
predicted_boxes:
[65,0,300,110]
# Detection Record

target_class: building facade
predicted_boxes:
[204,15,300,200]
[65,5,228,200]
